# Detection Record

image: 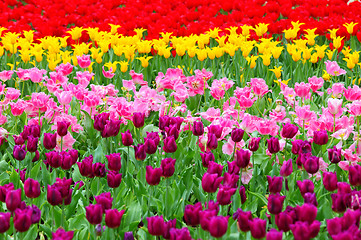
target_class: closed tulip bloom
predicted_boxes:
[199,210,216,231]
[13,208,32,232]
[327,217,342,236]
[207,161,223,177]
[276,211,294,232]
[101,120,121,138]
[24,178,41,199]
[43,132,57,150]
[105,209,125,228]
[331,193,347,213]
[161,158,176,178]
[328,146,342,163]
[146,166,162,185]
[106,153,122,172]
[107,171,122,188]
[46,151,62,169]
[231,128,244,142]
[207,133,218,150]
[235,149,251,168]
[280,159,293,177]
[162,219,176,239]
[159,116,170,131]
[313,130,328,145]
[248,137,261,152]
[303,192,318,206]
[249,218,267,239]
[208,125,222,139]
[26,135,38,152]
[68,149,78,165]
[192,121,204,136]
[0,212,11,233]
[60,151,73,170]
[0,183,14,202]
[134,144,146,161]
[95,192,113,211]
[267,176,283,194]
[290,222,310,240]
[124,232,135,240]
[297,179,314,197]
[77,155,93,177]
[200,151,215,168]
[233,209,252,232]
[337,182,351,194]
[239,186,247,204]
[266,229,283,240]
[296,203,318,224]
[13,145,26,161]
[303,155,319,174]
[349,165,361,186]
[6,188,22,211]
[92,163,106,177]
[281,123,298,139]
[47,185,62,206]
[208,216,229,238]
[202,172,223,193]
[52,228,74,240]
[133,112,145,128]
[121,130,133,146]
[86,204,103,225]
[93,112,110,132]
[144,138,157,155]
[163,136,177,153]
[165,125,179,140]
[147,132,160,146]
[14,135,25,145]
[268,193,286,215]
[323,171,338,191]
[184,202,203,226]
[217,185,237,205]
[28,205,41,224]
[267,137,280,154]
[147,216,165,236]
[57,121,70,137]
[169,227,192,240]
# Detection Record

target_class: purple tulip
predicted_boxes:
[144,138,157,154]
[77,155,94,177]
[161,158,176,178]
[6,188,22,212]
[235,149,251,168]
[163,136,177,153]
[268,193,286,215]
[121,130,133,146]
[92,163,106,177]
[249,218,267,239]
[233,208,252,232]
[146,166,162,185]
[105,209,125,228]
[201,172,223,193]
[280,159,293,177]
[184,202,203,226]
[231,128,244,142]
[85,204,103,225]
[267,176,283,194]
[248,137,261,152]
[94,112,110,132]
[328,146,342,163]
[13,208,32,232]
[43,132,57,150]
[95,192,113,211]
[208,216,229,238]
[13,145,27,161]
[297,179,314,197]
[0,212,11,233]
[101,120,121,138]
[207,133,218,150]
[162,219,176,239]
[313,130,328,145]
[134,144,146,161]
[208,125,222,139]
[46,151,62,169]
[147,216,165,236]
[24,178,41,199]
[133,112,145,128]
[107,171,122,188]
[200,151,215,168]
[106,153,122,172]
[57,121,70,137]
[217,185,237,205]
[281,123,298,139]
[323,171,338,191]
[52,228,74,240]
[267,137,280,154]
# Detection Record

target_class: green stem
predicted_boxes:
[60,136,63,152]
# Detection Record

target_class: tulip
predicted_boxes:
[14,135,25,145]
[133,112,145,128]
[239,186,247,204]
[192,121,204,136]
[43,132,57,150]
[280,159,293,177]
[106,153,122,172]
[267,176,283,194]
[107,171,122,188]
[223,172,239,188]
[13,145,26,161]
[199,210,216,231]
[217,185,237,205]
[313,130,329,145]
[235,149,251,168]
[6,189,22,212]
[162,219,176,239]
[322,171,338,191]
[57,121,70,137]
[159,116,170,131]
[266,229,283,240]
[146,166,162,185]
[248,137,261,152]
[13,208,32,232]
[47,185,63,206]
[144,138,157,154]
[105,209,125,228]
[227,160,240,175]
[337,182,351,194]
[281,123,298,139]
[200,151,215,168]
[24,178,41,199]
[0,212,11,233]
[46,151,62,169]
[121,130,133,146]
[331,193,347,213]
[165,125,179,140]
[328,146,342,163]
[161,158,176,178]
[296,203,317,224]
[26,135,38,153]
[349,165,361,186]
[124,232,135,240]
[276,211,294,232]
[32,150,40,163]
[52,228,74,240]
[94,112,110,132]
[134,144,146,161]
[85,204,103,225]
[77,155,93,177]
[202,172,223,193]
[184,202,203,226]
[267,137,280,154]
[68,149,78,164]
[29,205,41,224]
[0,183,14,202]
[60,151,73,170]
[169,227,192,240]
[231,128,244,142]
[297,179,314,197]
[147,132,160,146]
[290,222,310,240]
[303,192,318,206]
[268,193,286,215]
[207,133,218,150]
[208,125,222,139]
[233,209,252,232]
[208,216,229,238]
[207,161,223,177]
[101,120,121,138]
[249,218,267,239]
[92,163,106,177]
[147,216,165,236]
[28,124,40,138]
[327,217,342,236]
[95,192,113,211]
[303,155,319,174]
[163,136,177,153]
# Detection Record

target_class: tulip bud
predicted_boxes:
[26,135,38,153]
[60,151,73,170]
[106,153,122,172]
[313,130,329,145]
[207,161,223,177]
[29,124,40,138]
[146,166,162,185]
[208,125,222,139]
[162,219,176,239]
[297,179,314,197]
[57,121,71,137]
[266,229,283,240]
[290,222,311,240]
[239,186,247,204]
[46,151,62,169]
[163,136,177,153]
[207,133,218,150]
[95,192,113,211]
[13,145,27,161]
[105,209,125,229]
[121,130,133,146]
[267,137,280,154]
[147,216,165,236]
[326,217,342,236]
[328,146,342,163]
[280,159,293,177]
[92,163,106,177]
[124,232,135,240]
[233,209,252,232]
[6,188,22,211]
[24,178,41,199]
[43,132,57,150]
[303,192,318,206]
[0,183,14,202]
[52,228,74,240]
[94,112,110,132]
[268,193,286,215]
[133,112,145,128]
[227,160,240,175]
[134,144,146,161]
[349,165,361,186]
[249,218,267,239]
[281,123,298,139]
[202,172,223,193]
[199,210,216,231]
[161,158,176,178]
[217,185,237,205]
[303,155,319,174]
[267,176,283,194]
[85,204,103,225]
[107,171,122,188]
[235,149,251,168]
[144,138,157,154]
[322,171,338,191]
[165,125,179,140]
[0,212,10,233]
[276,211,294,232]
[184,202,203,226]
[231,128,244,142]
[295,203,317,224]
[200,151,215,168]
[192,121,204,136]
[159,116,170,131]
[223,172,239,188]
[13,208,32,232]
[77,155,93,177]
[208,216,229,238]
[101,120,121,138]
[331,193,347,213]
[169,227,192,240]
[14,135,25,145]
[248,137,261,152]
[28,205,41,224]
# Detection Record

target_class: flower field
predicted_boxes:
[0,0,361,240]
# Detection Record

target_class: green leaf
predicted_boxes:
[247,191,268,206]
[30,160,42,180]
[24,225,38,240]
